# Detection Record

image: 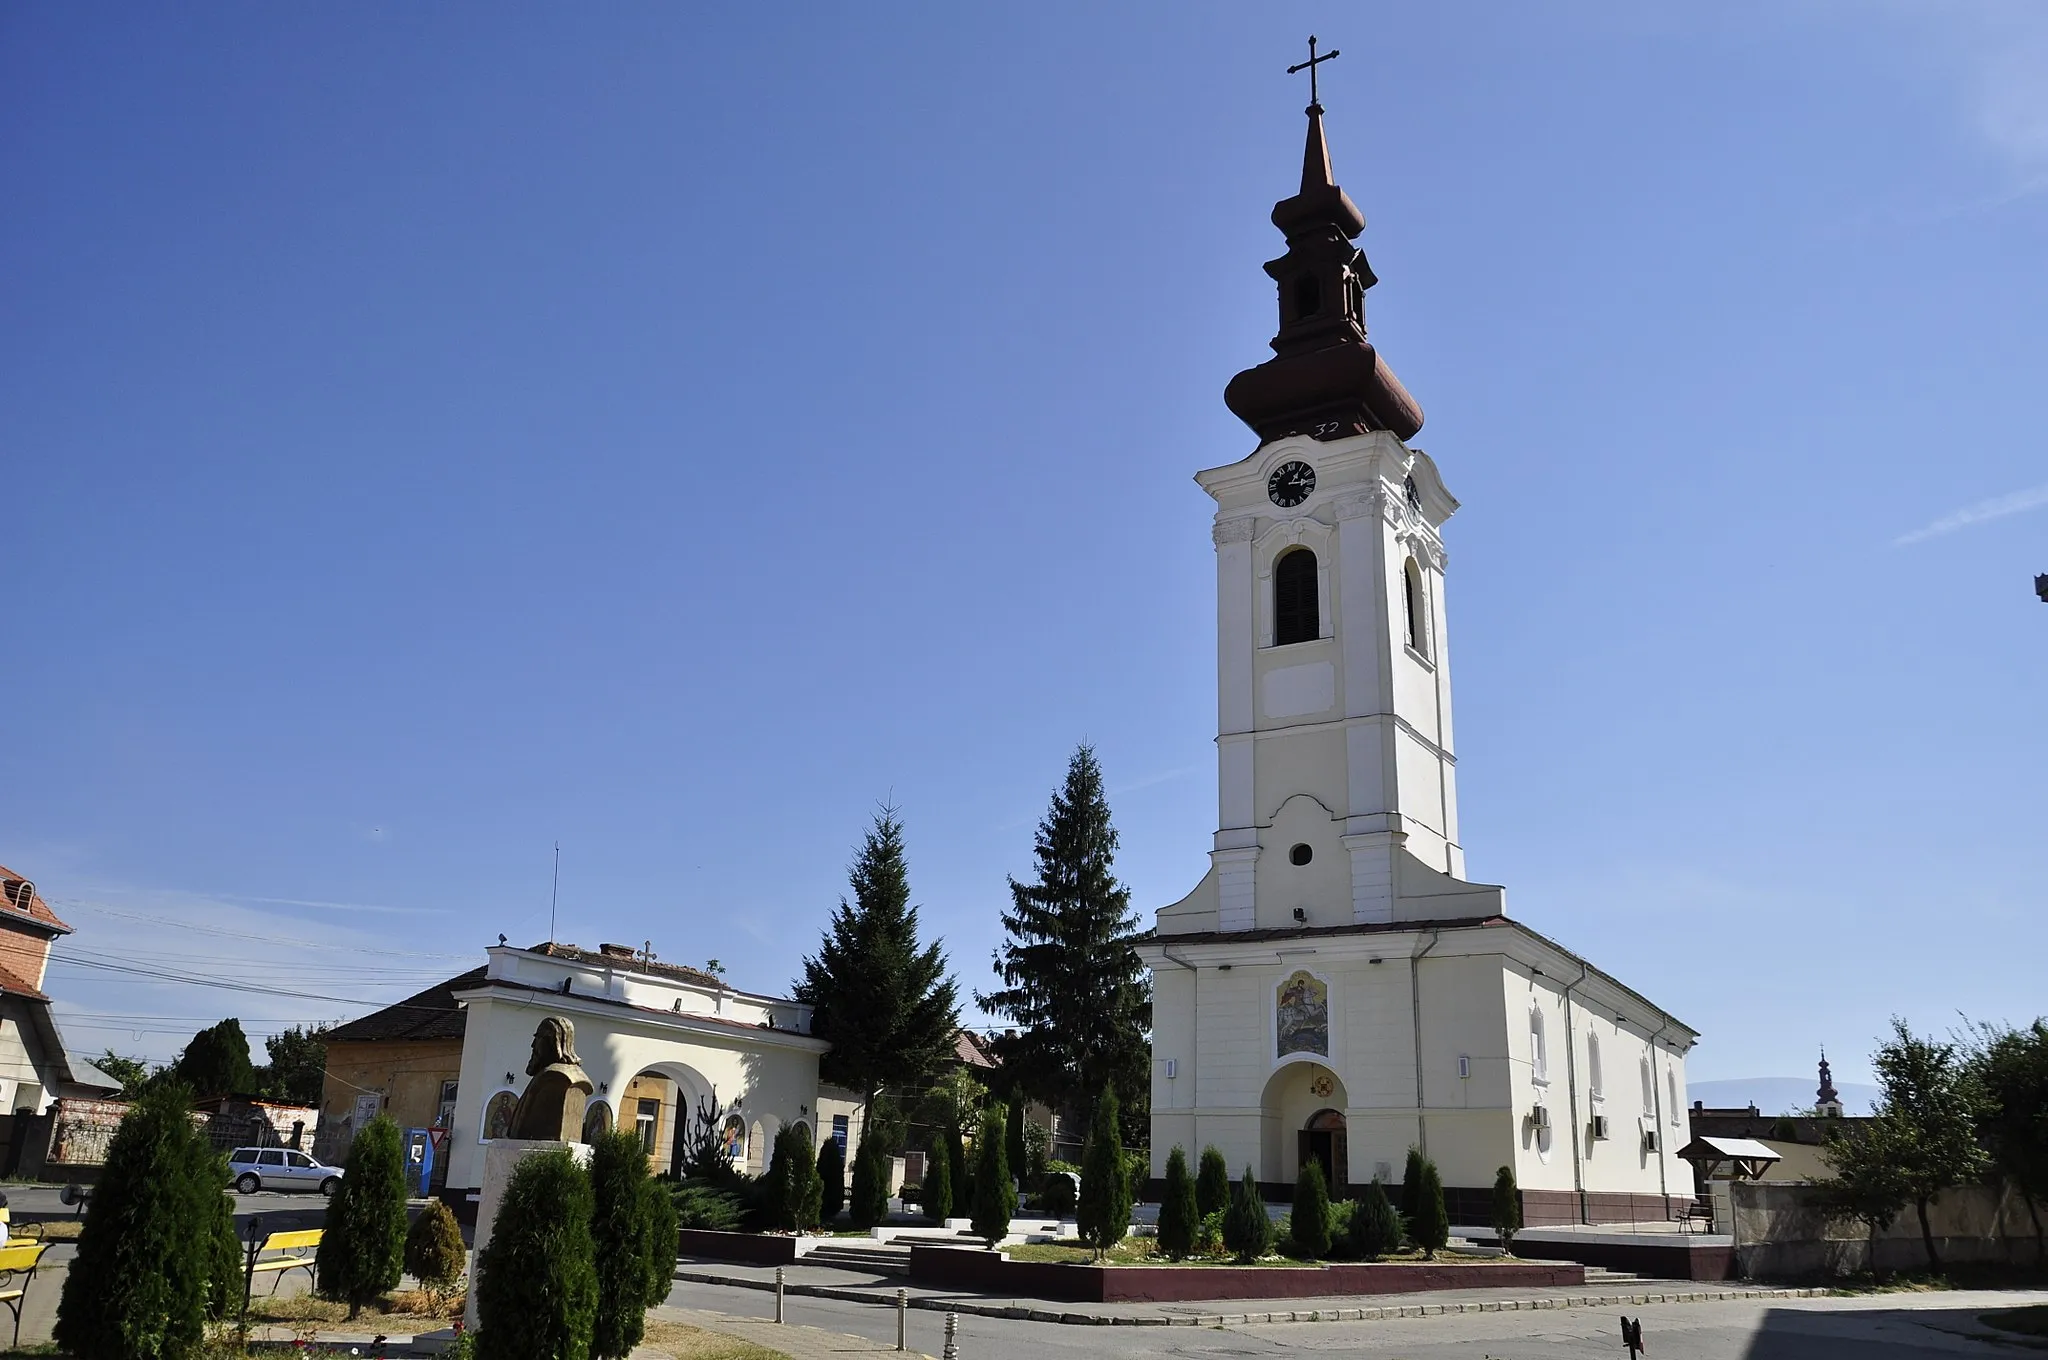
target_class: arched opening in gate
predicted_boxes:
[607,1060,714,1177]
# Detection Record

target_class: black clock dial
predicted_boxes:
[1266,461,1316,508]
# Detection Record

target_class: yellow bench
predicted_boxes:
[243,1227,323,1306]
[0,1241,50,1347]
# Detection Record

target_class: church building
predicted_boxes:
[1140,70,1698,1227]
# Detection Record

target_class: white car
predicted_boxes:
[226,1147,343,1197]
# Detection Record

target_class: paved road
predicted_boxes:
[4,1182,334,1239]
[662,1276,2048,1360]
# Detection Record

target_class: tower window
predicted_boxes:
[1274,548,1319,645]
[1402,558,1427,657]
[1292,274,1322,320]
[1289,843,1313,866]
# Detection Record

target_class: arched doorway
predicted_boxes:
[1299,1108,1347,1191]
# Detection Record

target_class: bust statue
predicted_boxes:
[506,1015,594,1141]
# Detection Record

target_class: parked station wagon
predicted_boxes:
[225,1147,343,1196]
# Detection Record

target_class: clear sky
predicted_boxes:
[4,4,2043,1087]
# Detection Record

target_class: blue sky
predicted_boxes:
[3,4,2043,1086]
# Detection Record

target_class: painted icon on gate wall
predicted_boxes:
[1277,969,1329,1057]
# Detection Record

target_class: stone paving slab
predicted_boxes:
[672,1257,1830,1328]
[657,1304,932,1359]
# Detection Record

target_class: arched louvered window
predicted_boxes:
[1292,274,1322,320]
[1403,557,1427,657]
[1274,548,1319,645]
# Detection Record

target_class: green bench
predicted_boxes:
[243,1226,324,1307]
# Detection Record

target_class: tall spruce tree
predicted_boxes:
[978,746,1152,1138]
[794,807,961,1120]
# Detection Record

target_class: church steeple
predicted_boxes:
[1224,42,1423,445]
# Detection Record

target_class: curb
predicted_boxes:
[670,1266,1830,1327]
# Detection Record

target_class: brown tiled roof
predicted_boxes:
[0,868,73,935]
[0,959,48,1002]
[953,1029,997,1069]
[534,941,726,990]
[325,967,485,1043]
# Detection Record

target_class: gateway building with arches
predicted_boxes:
[1140,86,1698,1226]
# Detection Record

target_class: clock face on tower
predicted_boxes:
[1267,461,1316,508]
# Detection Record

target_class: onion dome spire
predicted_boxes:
[1224,38,1423,445]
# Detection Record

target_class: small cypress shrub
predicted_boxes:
[1399,1146,1425,1225]
[947,1126,971,1219]
[920,1137,952,1223]
[1041,1163,1077,1218]
[1491,1164,1522,1255]
[1348,1178,1403,1260]
[638,1174,679,1312]
[970,1104,1017,1244]
[1156,1146,1198,1261]
[1195,1146,1231,1219]
[1411,1158,1450,1259]
[57,1082,216,1360]
[1222,1166,1272,1263]
[475,1148,599,1360]
[816,1136,846,1223]
[1004,1098,1026,1188]
[317,1115,408,1319]
[850,1139,891,1229]
[195,1142,240,1322]
[764,1125,823,1231]
[1076,1084,1131,1258]
[1289,1157,1332,1260]
[405,1199,469,1299]
[590,1128,657,1359]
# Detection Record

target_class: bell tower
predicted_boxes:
[1188,55,1497,933]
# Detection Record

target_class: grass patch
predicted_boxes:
[1984,1305,2048,1339]
[640,1318,791,1360]
[242,1287,465,1330]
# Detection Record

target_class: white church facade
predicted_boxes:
[1141,89,1697,1226]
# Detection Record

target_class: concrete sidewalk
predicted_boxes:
[656,1305,931,1359]
[671,1256,1830,1328]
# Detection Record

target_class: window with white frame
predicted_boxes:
[1668,1067,1680,1125]
[1587,1032,1604,1102]
[1640,1056,1655,1117]
[1529,1007,1549,1084]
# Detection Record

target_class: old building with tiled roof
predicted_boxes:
[0,867,124,1127]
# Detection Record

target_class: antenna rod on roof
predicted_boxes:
[550,842,560,945]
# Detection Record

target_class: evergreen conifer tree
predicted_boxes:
[851,1138,892,1229]
[591,1128,658,1359]
[971,1104,1017,1243]
[1076,1083,1132,1258]
[921,1136,952,1223]
[173,1017,256,1097]
[977,746,1152,1138]
[817,1136,846,1222]
[1004,1098,1026,1191]
[1195,1145,1231,1218]
[765,1125,823,1231]
[1411,1159,1450,1259]
[638,1175,679,1312]
[1290,1158,1332,1260]
[55,1082,214,1360]
[794,808,961,1122]
[1490,1165,1522,1254]
[405,1199,469,1300]
[1400,1146,1425,1225]
[1156,1146,1198,1261]
[316,1115,408,1319]
[1222,1166,1272,1263]
[947,1124,971,1220]
[197,1142,239,1322]
[475,1148,599,1360]
[1347,1179,1403,1260]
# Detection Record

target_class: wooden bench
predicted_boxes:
[0,1241,50,1346]
[243,1227,323,1307]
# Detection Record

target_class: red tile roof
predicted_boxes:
[0,959,47,1002]
[0,869,73,935]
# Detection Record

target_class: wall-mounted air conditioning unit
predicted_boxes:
[1530,1103,1551,1130]
[1591,1114,1610,1140]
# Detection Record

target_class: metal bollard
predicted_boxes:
[897,1287,908,1351]
[775,1266,785,1324]
[942,1310,958,1360]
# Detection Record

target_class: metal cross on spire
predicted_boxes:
[1287,34,1340,108]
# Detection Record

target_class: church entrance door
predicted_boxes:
[1298,1108,1347,1191]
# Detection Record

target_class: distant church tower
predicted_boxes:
[1141,48,1698,1218]
[1815,1050,1844,1117]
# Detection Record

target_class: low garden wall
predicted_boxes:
[1730,1180,2046,1280]
[677,1229,798,1264]
[1510,1234,1732,1281]
[906,1244,1584,1303]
